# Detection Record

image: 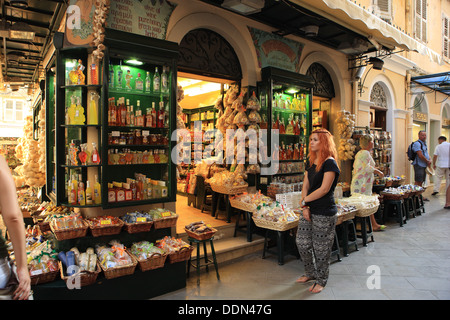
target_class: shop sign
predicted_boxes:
[64,0,96,47]
[413,110,427,122]
[249,27,304,73]
[106,0,176,39]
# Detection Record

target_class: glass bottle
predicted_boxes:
[145,71,151,93]
[151,103,157,128]
[89,56,98,85]
[158,100,165,128]
[91,143,101,164]
[130,105,135,127]
[153,67,160,92]
[161,66,168,93]
[119,98,127,126]
[135,72,144,91]
[108,97,117,126]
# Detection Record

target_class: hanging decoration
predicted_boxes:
[91,0,110,60]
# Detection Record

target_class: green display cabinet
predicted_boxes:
[257,67,314,194]
[46,29,179,209]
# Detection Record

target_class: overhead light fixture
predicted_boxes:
[369,57,384,70]
[9,22,35,41]
[8,0,28,8]
[125,59,143,66]
[222,0,265,15]
[285,87,300,94]
[300,25,319,37]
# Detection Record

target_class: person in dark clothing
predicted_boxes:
[296,128,340,294]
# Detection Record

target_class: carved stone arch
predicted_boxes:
[306,62,335,98]
[370,82,387,109]
[178,28,242,81]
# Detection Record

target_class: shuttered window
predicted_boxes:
[373,0,392,22]
[443,15,449,59]
[415,0,427,43]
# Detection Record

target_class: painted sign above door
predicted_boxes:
[106,0,176,39]
[249,27,304,73]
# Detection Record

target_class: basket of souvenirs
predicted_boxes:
[96,241,137,279]
[121,211,154,234]
[128,241,167,272]
[87,216,124,237]
[50,214,89,241]
[156,236,194,264]
[184,221,217,240]
[58,248,101,287]
[147,209,178,229]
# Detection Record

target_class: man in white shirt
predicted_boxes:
[432,136,450,195]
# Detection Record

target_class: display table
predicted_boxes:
[32,261,186,300]
[262,229,300,265]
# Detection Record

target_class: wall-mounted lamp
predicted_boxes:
[368,57,384,70]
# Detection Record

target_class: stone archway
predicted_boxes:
[166,12,259,85]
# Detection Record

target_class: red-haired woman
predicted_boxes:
[296,128,340,294]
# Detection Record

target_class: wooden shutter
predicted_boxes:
[415,0,427,42]
[376,0,392,21]
[444,16,449,59]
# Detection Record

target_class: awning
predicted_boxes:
[293,0,443,65]
[411,72,450,96]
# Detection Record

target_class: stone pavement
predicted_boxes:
[154,191,450,300]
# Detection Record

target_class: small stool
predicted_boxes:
[383,199,407,227]
[330,230,342,262]
[187,237,220,286]
[355,216,374,246]
[403,196,416,219]
[414,194,425,215]
[338,219,358,256]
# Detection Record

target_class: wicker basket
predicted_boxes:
[185,227,217,240]
[336,210,357,225]
[50,220,89,241]
[123,221,153,234]
[30,268,59,285]
[130,251,168,272]
[229,198,256,212]
[380,192,405,201]
[167,246,194,264]
[153,215,178,229]
[99,253,138,279]
[88,219,124,237]
[355,205,379,217]
[59,261,101,287]
[210,183,248,195]
[252,217,299,231]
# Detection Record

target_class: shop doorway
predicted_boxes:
[306,63,334,131]
[176,28,242,216]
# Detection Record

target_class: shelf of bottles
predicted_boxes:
[46,47,104,208]
[257,67,313,192]
[103,55,172,208]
